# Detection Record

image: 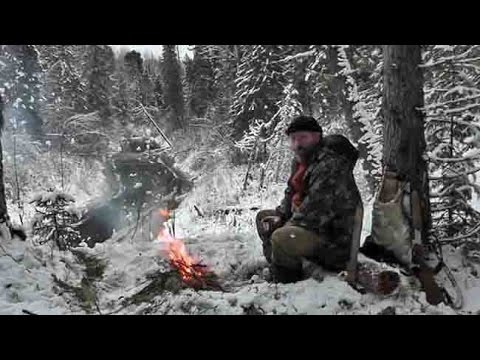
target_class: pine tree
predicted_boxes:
[112,50,145,124]
[0,94,7,223]
[37,45,87,133]
[140,57,158,107]
[162,45,185,130]
[423,45,480,243]
[290,45,314,115]
[111,55,129,122]
[236,83,303,188]
[183,55,194,116]
[336,45,384,191]
[192,45,241,124]
[230,45,288,140]
[153,75,165,109]
[124,49,144,105]
[185,45,216,118]
[306,45,341,120]
[84,45,115,122]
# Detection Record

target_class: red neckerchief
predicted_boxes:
[289,161,308,210]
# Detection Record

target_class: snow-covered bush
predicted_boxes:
[2,129,108,225]
[171,118,234,177]
[59,112,110,155]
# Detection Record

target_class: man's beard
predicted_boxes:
[295,144,318,162]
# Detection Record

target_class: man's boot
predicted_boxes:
[271,264,303,284]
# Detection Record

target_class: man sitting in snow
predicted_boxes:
[256,116,362,283]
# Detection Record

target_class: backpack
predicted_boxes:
[369,170,413,266]
[323,134,359,167]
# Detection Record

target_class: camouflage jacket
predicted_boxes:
[275,140,362,269]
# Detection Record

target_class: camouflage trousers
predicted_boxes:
[256,209,328,271]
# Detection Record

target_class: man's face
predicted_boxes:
[289,131,321,159]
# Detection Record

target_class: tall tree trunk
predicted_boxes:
[382,46,448,307]
[0,95,8,224]
[382,45,431,242]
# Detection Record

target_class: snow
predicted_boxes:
[0,239,71,315]
[421,46,479,68]
[463,148,480,158]
[281,50,316,63]
[473,190,480,212]
[1,152,480,315]
[30,190,76,204]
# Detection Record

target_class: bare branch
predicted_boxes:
[421,94,480,110]
[426,118,480,131]
[438,223,480,244]
[420,46,479,68]
[429,166,480,180]
[429,154,480,163]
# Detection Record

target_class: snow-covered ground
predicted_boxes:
[1,161,480,315]
[0,238,71,315]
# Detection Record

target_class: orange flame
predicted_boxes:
[155,210,208,285]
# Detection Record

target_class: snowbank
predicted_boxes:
[1,158,479,315]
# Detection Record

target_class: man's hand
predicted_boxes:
[261,216,283,232]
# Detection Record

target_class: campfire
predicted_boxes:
[155,209,222,291]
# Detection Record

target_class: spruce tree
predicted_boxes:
[37,45,87,133]
[112,50,145,124]
[162,45,185,130]
[423,45,480,243]
[84,45,115,122]
[0,94,7,223]
[230,45,288,140]
[185,45,216,118]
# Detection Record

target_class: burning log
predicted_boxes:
[118,207,225,309]
[168,258,223,291]
[155,209,223,292]
[122,208,224,309]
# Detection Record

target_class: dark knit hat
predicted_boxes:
[286,116,323,136]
